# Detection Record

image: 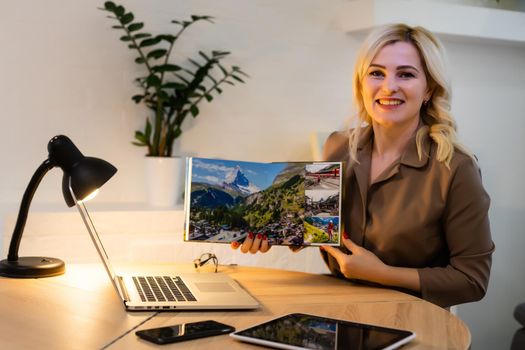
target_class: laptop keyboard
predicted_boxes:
[132,276,197,302]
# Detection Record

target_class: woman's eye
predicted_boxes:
[368,70,384,78]
[399,72,415,78]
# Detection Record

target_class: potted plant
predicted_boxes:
[100,1,248,205]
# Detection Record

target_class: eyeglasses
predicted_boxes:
[193,253,218,273]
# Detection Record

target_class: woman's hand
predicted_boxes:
[231,232,270,254]
[321,233,387,281]
[322,233,421,292]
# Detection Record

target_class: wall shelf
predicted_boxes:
[337,0,525,46]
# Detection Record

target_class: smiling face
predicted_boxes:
[361,41,431,130]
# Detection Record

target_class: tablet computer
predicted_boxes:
[230,313,415,350]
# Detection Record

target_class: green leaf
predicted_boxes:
[215,87,223,94]
[121,13,134,25]
[120,35,133,42]
[157,90,169,100]
[231,75,245,83]
[132,141,147,147]
[188,59,201,68]
[111,25,124,29]
[135,57,146,64]
[173,127,182,139]
[147,49,167,59]
[218,64,227,76]
[131,94,144,103]
[127,22,144,32]
[128,44,138,49]
[205,94,213,102]
[152,64,182,73]
[174,74,191,84]
[212,50,230,57]
[145,102,157,111]
[191,15,214,23]
[134,130,147,143]
[224,80,235,86]
[190,105,199,117]
[236,69,250,77]
[158,34,176,43]
[133,33,151,39]
[181,68,195,76]
[104,1,116,11]
[146,74,161,87]
[199,51,211,61]
[145,119,152,138]
[115,6,125,16]
[196,85,206,92]
[162,82,186,90]
[139,37,161,47]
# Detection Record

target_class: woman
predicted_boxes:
[233,24,494,308]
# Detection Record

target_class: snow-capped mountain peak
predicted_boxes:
[223,166,259,195]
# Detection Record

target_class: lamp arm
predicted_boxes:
[7,159,55,261]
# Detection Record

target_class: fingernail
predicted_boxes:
[262,235,268,241]
[343,231,349,239]
[256,233,262,240]
[248,232,254,239]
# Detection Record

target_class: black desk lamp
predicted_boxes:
[0,135,117,278]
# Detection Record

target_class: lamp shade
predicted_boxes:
[48,135,117,207]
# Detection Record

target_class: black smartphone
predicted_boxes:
[135,320,235,345]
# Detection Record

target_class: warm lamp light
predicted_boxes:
[0,135,117,278]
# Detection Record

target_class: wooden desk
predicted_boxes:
[0,263,470,349]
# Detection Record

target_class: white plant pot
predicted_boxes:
[145,156,185,207]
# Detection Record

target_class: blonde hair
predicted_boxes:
[349,23,471,166]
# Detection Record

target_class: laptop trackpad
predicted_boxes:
[194,282,236,293]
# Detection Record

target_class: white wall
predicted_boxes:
[445,37,525,349]
[1,1,524,349]
[0,0,354,209]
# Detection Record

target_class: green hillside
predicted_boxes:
[242,172,305,229]
[272,163,305,186]
[304,221,329,243]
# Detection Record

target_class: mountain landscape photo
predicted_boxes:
[185,158,341,246]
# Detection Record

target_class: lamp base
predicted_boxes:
[0,257,65,278]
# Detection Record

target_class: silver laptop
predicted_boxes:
[73,198,260,311]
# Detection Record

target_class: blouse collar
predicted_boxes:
[356,122,431,169]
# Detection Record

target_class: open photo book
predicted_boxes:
[184,157,342,246]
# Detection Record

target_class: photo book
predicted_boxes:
[184,157,342,246]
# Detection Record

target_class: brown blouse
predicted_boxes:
[321,125,495,308]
